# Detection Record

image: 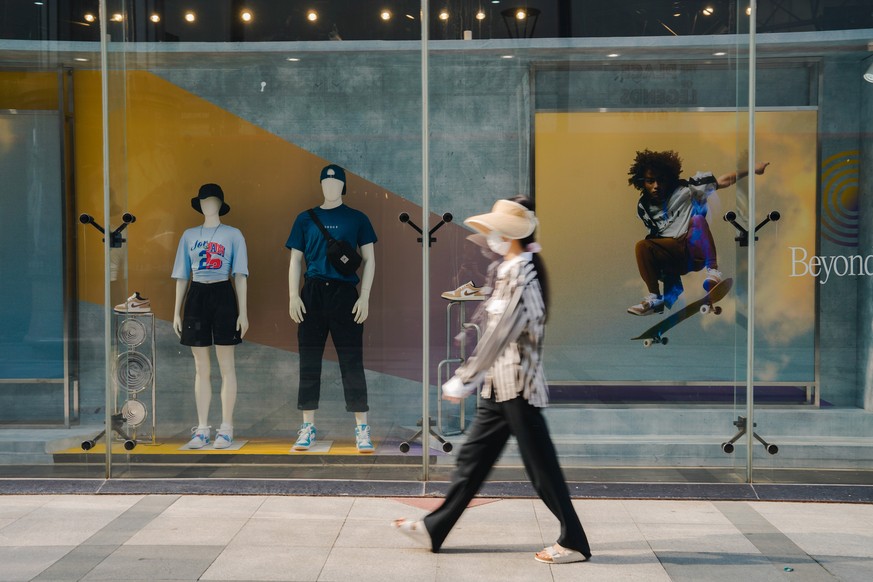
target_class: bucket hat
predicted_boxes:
[191,183,230,216]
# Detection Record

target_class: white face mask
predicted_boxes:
[486,231,511,256]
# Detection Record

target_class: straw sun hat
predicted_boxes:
[464,199,538,240]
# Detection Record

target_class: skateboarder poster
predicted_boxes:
[534,110,815,384]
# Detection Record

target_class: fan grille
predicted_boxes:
[114,351,153,394]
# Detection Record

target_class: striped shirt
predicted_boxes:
[455,254,549,408]
[636,171,717,238]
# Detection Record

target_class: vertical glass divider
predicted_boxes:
[421,0,430,480]
[98,0,112,478]
[746,0,758,483]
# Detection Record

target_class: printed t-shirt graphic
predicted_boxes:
[172,225,249,282]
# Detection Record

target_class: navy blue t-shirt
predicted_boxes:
[285,205,377,285]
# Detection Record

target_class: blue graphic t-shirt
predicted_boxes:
[172,224,249,282]
[285,205,377,285]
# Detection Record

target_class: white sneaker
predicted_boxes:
[186,427,210,449]
[703,268,723,292]
[627,293,665,316]
[213,426,233,449]
[441,281,485,301]
[114,292,151,313]
[355,424,374,454]
[293,423,316,451]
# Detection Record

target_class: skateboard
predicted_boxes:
[632,278,733,347]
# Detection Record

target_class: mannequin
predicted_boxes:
[285,164,377,453]
[171,183,249,450]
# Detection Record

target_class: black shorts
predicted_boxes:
[180,280,242,347]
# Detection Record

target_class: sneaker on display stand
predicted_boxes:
[114,292,151,313]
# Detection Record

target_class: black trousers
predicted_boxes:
[297,278,369,412]
[423,395,591,557]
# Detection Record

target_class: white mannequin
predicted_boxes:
[174,196,249,439]
[288,177,375,428]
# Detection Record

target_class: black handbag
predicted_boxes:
[308,209,362,276]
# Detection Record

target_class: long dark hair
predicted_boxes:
[509,195,549,320]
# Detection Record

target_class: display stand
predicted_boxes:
[436,301,481,437]
[81,312,157,450]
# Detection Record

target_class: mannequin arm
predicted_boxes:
[353,243,375,324]
[234,273,249,338]
[173,279,189,338]
[288,249,306,323]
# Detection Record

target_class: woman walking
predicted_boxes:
[394,196,591,564]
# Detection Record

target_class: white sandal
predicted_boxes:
[534,543,588,564]
[392,518,431,549]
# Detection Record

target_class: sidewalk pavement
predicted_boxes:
[0,493,871,581]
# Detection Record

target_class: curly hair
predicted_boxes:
[627,149,683,192]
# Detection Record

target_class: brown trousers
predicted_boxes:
[634,214,717,296]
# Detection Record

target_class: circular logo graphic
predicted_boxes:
[821,151,859,247]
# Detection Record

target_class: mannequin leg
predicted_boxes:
[298,282,330,411]
[330,285,368,413]
[215,345,237,427]
[191,346,212,427]
[355,412,367,425]
[302,410,315,425]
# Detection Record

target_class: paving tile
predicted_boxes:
[123,516,248,546]
[318,547,437,582]
[622,500,733,526]
[255,496,354,520]
[0,495,54,519]
[435,546,555,582]
[0,546,71,581]
[80,544,223,580]
[31,545,117,581]
[201,544,330,581]
[160,495,265,519]
[230,517,343,548]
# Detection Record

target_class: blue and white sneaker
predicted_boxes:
[213,427,233,450]
[294,423,316,451]
[355,424,375,454]
[186,427,210,449]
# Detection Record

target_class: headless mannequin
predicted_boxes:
[288,177,375,429]
[173,196,249,437]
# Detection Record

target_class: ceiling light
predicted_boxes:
[34,1,44,5]
[702,7,714,16]
[149,13,160,23]
[111,13,123,22]
[185,11,196,23]
[307,10,318,22]
[607,53,620,58]
[287,57,301,62]
[673,12,681,17]
[515,9,527,20]
[476,11,486,20]
[501,55,513,59]
[405,14,415,20]
[713,51,727,56]
[746,7,752,16]
[83,13,96,23]
[74,57,89,62]
[380,10,391,21]
[241,10,253,23]
[438,10,449,21]
[864,63,873,83]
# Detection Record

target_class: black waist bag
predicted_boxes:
[308,209,362,276]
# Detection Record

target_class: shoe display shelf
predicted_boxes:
[81,311,157,451]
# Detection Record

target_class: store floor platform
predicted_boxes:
[0,491,871,581]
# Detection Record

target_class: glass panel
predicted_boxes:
[0,10,99,477]
[427,1,753,484]
[88,1,425,480]
[750,19,873,484]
